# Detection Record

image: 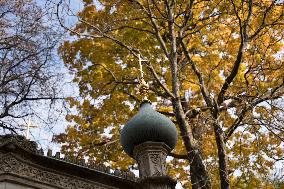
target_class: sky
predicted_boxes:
[21,0,84,152]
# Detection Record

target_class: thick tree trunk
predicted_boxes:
[213,122,229,189]
[173,100,211,189]
[167,2,211,188]
[189,151,212,189]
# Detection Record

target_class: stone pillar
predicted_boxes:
[133,142,176,189]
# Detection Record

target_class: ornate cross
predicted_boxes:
[137,54,149,101]
[138,54,148,80]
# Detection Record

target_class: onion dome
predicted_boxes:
[120,101,178,157]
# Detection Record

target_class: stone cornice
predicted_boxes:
[0,134,139,189]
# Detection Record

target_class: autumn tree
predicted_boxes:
[0,0,64,132]
[57,0,284,188]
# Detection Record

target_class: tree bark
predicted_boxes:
[174,100,212,189]
[165,1,212,187]
[213,121,229,189]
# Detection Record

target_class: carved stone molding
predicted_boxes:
[133,142,176,189]
[0,153,116,189]
[0,135,137,182]
[133,142,170,179]
[0,135,40,154]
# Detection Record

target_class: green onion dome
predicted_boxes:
[120,101,178,157]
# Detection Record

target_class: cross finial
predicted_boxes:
[24,118,38,140]
[138,54,147,80]
[137,54,149,101]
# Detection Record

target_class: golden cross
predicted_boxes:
[137,54,149,101]
[138,54,148,81]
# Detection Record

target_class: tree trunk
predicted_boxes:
[213,122,229,189]
[167,2,211,187]
[173,100,211,189]
[189,147,212,189]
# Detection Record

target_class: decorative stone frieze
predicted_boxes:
[0,135,40,154]
[0,153,114,189]
[0,135,137,183]
[0,135,139,189]
[133,142,169,178]
[133,142,176,189]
